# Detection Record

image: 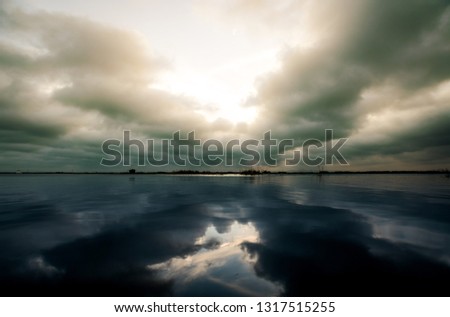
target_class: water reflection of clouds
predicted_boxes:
[1,175,450,296]
[27,256,63,277]
[369,216,450,265]
[278,179,450,265]
[147,222,283,296]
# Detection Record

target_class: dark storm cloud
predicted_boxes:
[0,3,212,171]
[0,80,68,146]
[0,0,449,170]
[0,4,163,81]
[254,50,371,138]
[53,78,202,128]
[343,0,450,87]
[241,0,450,168]
[347,110,450,158]
[0,42,32,69]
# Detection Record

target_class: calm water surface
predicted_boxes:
[0,174,449,296]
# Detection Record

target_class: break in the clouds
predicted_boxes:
[0,0,449,171]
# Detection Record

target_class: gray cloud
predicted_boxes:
[0,3,214,171]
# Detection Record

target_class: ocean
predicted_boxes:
[0,174,449,296]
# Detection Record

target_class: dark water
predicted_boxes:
[0,174,449,296]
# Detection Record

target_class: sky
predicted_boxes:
[0,0,449,171]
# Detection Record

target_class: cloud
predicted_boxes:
[232,0,450,168]
[0,3,214,171]
[0,0,449,170]
[0,3,164,81]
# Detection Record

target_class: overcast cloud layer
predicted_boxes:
[0,0,449,171]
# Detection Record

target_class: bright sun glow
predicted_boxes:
[150,71,258,124]
[149,49,280,124]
